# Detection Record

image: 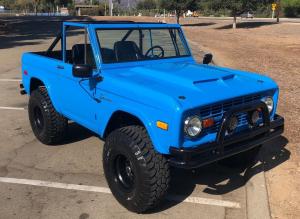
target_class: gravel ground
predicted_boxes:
[94,16,300,218]
[178,18,300,219]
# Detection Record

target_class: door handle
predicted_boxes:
[56,65,64,69]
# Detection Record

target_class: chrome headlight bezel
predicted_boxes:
[262,96,274,113]
[184,115,202,137]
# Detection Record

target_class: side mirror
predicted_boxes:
[72,64,93,78]
[203,53,213,65]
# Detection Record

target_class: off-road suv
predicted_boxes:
[21,21,284,213]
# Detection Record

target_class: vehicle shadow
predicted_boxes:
[216,21,278,30]
[62,121,95,145]
[149,136,290,213]
[181,22,216,27]
[46,121,290,213]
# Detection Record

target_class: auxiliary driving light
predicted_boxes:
[250,110,260,126]
[228,116,238,133]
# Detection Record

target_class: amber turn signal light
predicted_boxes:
[156,121,168,130]
[202,118,215,128]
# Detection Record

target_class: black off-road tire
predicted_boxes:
[103,125,170,213]
[28,87,68,145]
[219,146,262,168]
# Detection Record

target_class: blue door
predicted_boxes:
[55,26,101,133]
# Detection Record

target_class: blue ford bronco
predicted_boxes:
[21,21,284,213]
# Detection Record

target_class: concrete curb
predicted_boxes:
[188,39,271,219]
[184,38,272,219]
[245,154,271,219]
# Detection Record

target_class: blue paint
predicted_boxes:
[22,22,280,155]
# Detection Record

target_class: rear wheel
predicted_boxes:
[28,87,68,145]
[103,125,170,213]
[219,146,262,168]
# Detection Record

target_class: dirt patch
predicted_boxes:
[87,16,300,218]
[179,19,300,219]
[92,16,300,218]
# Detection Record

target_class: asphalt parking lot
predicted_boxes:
[0,16,277,219]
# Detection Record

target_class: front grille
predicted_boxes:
[200,93,263,134]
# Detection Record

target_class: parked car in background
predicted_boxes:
[240,11,254,19]
[185,10,199,17]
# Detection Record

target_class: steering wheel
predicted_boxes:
[145,45,165,59]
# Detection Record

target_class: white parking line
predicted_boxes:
[0,79,21,82]
[166,195,241,208]
[0,177,111,193]
[0,177,241,209]
[0,106,25,110]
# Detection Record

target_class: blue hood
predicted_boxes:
[104,62,278,111]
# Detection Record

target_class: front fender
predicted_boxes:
[99,105,177,155]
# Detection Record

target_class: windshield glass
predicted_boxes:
[96,28,190,63]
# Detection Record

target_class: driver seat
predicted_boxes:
[114,41,143,62]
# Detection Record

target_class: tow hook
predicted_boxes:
[20,83,26,95]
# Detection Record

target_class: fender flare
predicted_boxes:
[101,108,164,154]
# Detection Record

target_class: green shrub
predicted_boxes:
[80,6,105,16]
[282,0,300,17]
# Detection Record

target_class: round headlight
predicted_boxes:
[184,116,202,137]
[262,97,274,113]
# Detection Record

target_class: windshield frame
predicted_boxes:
[95,27,192,65]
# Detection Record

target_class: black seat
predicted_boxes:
[101,48,116,63]
[114,41,143,62]
[72,44,95,67]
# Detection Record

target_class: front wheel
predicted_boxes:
[28,87,68,145]
[103,125,170,213]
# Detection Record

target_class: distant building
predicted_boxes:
[60,7,69,15]
[74,4,99,16]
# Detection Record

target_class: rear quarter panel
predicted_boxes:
[22,52,64,113]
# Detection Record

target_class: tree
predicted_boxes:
[276,0,281,22]
[220,0,274,28]
[14,0,34,12]
[137,0,157,11]
[33,0,40,14]
[160,0,200,23]
[282,0,300,18]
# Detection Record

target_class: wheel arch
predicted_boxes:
[103,110,145,138]
[28,76,62,113]
[102,110,163,154]
[29,77,45,94]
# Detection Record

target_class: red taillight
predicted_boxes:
[23,70,28,75]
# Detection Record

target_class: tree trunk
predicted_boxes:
[34,5,37,15]
[176,10,180,24]
[176,14,180,24]
[233,15,237,29]
[276,0,281,23]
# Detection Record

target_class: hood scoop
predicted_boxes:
[193,74,235,84]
